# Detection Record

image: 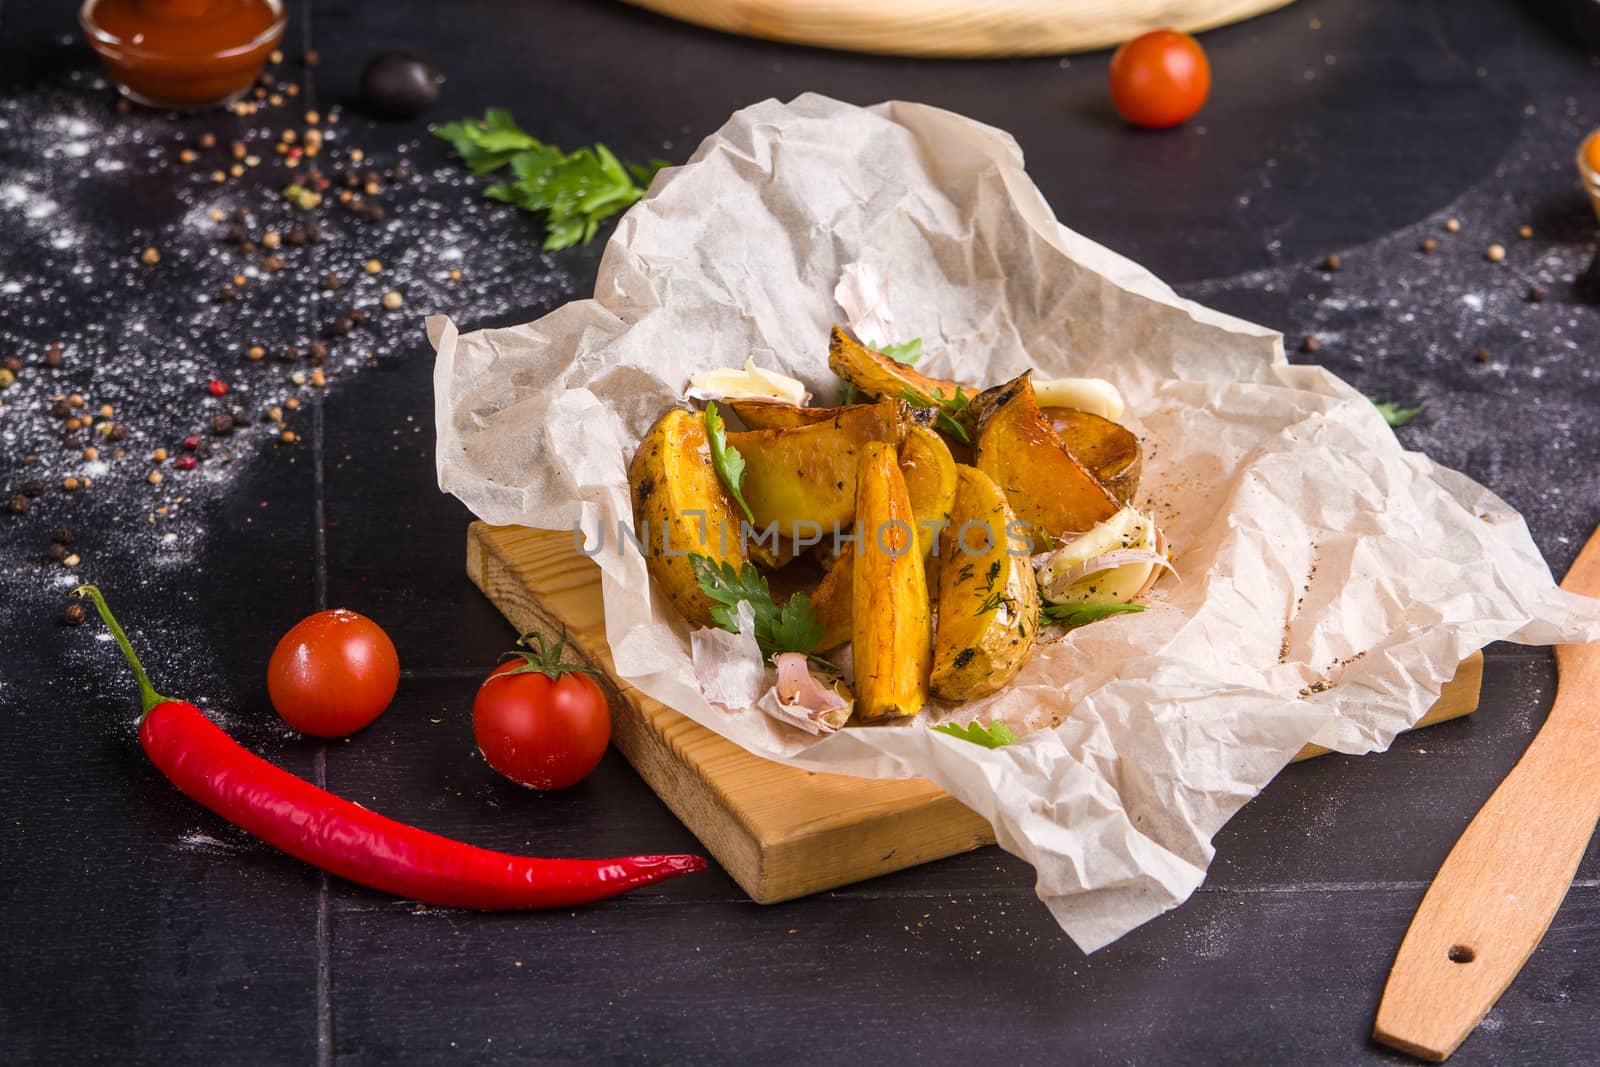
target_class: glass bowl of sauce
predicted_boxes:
[80,0,285,111]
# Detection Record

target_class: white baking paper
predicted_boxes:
[429,93,1600,952]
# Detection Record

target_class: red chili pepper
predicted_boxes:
[72,585,706,908]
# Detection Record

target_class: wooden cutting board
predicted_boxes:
[467,522,1483,903]
[621,0,1296,58]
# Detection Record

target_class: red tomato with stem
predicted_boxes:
[267,609,400,737]
[1108,29,1211,129]
[473,633,610,791]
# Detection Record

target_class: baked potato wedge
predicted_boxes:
[809,545,853,651]
[852,442,932,721]
[728,398,907,534]
[725,399,838,431]
[728,397,939,434]
[1043,407,1142,505]
[974,373,1121,551]
[930,465,1040,702]
[898,424,958,559]
[628,407,750,628]
[828,326,968,408]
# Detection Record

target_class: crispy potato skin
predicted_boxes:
[827,327,967,406]
[1043,407,1142,505]
[725,400,839,431]
[628,407,748,628]
[851,443,933,721]
[727,398,907,534]
[974,373,1121,551]
[930,466,1040,702]
[898,424,958,559]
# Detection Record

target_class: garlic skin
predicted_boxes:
[1032,377,1125,421]
[1036,506,1171,605]
[686,359,810,406]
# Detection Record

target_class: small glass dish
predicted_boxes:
[80,0,285,112]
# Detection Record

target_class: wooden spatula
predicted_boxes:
[1374,523,1600,1061]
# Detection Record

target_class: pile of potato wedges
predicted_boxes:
[628,326,1148,725]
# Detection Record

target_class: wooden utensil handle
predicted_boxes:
[1374,527,1600,1061]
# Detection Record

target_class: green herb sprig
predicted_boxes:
[434,110,667,250]
[1041,602,1147,629]
[704,402,754,524]
[898,385,973,445]
[690,555,823,660]
[932,720,1018,749]
[865,338,924,366]
[1369,397,1423,428]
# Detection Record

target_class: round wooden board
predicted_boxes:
[621,0,1295,58]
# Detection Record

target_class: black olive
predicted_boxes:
[358,52,442,120]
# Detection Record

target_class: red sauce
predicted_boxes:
[81,0,284,110]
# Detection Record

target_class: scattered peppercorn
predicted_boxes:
[348,308,368,326]
[175,455,197,471]
[267,405,284,422]
[322,273,343,291]
[364,259,383,275]
[46,543,68,563]
[1445,218,1461,233]
[285,397,301,412]
[248,345,266,361]
[199,132,217,149]
[1518,225,1533,239]
[382,290,404,310]
[22,480,44,497]
[1527,284,1547,303]
[0,368,14,389]
[1419,238,1436,254]
[7,494,28,515]
[1321,254,1341,272]
[147,471,164,486]
[43,345,64,368]
[303,50,321,68]
[1301,335,1320,354]
[106,424,128,441]
[152,447,168,462]
[447,268,462,282]
[311,369,327,388]
[210,414,235,435]
[208,379,230,397]
[53,526,75,545]
[280,344,302,363]
[327,316,352,337]
[62,476,80,491]
[1474,346,1490,364]
[280,430,297,444]
[82,447,98,461]
[286,226,308,246]
[217,286,238,303]
[68,394,85,408]
[262,255,285,272]
[1486,244,1506,263]
[63,602,87,626]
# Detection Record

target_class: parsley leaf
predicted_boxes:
[1369,397,1423,428]
[898,385,973,445]
[689,555,823,660]
[840,382,864,406]
[704,402,754,524]
[865,338,923,366]
[1041,602,1147,629]
[434,111,667,250]
[932,720,1018,749]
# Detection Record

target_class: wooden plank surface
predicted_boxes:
[467,522,1483,904]
[622,0,1295,58]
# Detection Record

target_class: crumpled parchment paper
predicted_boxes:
[429,93,1600,952]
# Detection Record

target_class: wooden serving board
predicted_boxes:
[467,523,1483,904]
[621,0,1296,58]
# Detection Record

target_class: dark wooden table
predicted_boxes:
[2,1,1597,1063]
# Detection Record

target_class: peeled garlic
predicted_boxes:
[1032,377,1125,421]
[1036,506,1170,605]
[686,359,810,406]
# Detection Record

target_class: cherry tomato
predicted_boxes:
[473,636,610,791]
[267,609,400,737]
[1108,29,1211,129]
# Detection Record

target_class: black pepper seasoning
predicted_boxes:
[309,342,328,364]
[1527,284,1547,303]
[46,543,69,562]
[63,602,87,626]
[210,413,235,435]
[7,494,28,515]
[53,526,75,545]
[1321,254,1342,272]
[280,344,302,362]
[22,479,45,497]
